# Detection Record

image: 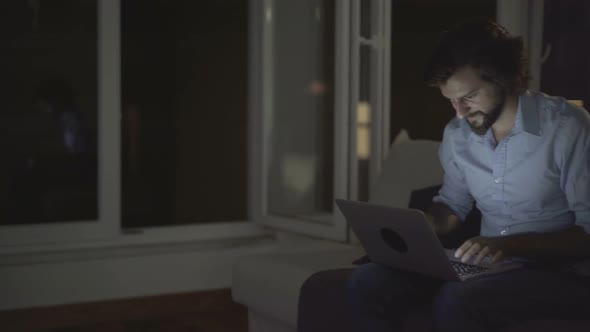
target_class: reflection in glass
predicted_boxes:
[267,0,335,223]
[357,44,372,202]
[0,0,98,224]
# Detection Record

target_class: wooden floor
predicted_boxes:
[0,288,248,332]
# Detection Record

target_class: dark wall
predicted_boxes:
[121,0,248,226]
[389,0,497,142]
[541,0,590,108]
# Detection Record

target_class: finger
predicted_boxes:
[462,243,482,263]
[455,240,474,258]
[473,246,491,265]
[491,250,504,264]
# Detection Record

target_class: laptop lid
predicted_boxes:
[335,199,460,281]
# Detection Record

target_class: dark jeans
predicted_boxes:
[347,262,590,332]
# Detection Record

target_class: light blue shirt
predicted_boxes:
[434,91,590,238]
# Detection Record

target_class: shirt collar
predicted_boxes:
[518,90,541,136]
[467,90,541,144]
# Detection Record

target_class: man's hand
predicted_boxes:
[427,202,461,236]
[455,227,590,265]
[455,236,509,265]
[426,213,460,236]
[424,214,437,230]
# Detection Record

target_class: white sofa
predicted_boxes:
[232,240,363,332]
[232,131,443,332]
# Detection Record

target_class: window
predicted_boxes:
[264,0,335,222]
[0,0,392,247]
[250,0,392,240]
[0,0,98,225]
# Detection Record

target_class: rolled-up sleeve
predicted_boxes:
[432,123,474,221]
[560,106,590,234]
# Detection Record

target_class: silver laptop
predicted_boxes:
[335,199,521,281]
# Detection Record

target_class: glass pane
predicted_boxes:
[121,0,249,227]
[0,0,98,224]
[266,0,335,223]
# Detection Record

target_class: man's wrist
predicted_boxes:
[428,202,460,235]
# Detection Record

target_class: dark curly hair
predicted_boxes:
[424,18,530,94]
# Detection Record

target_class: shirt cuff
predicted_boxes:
[432,195,470,221]
[575,211,590,235]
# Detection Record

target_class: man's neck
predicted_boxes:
[492,94,519,142]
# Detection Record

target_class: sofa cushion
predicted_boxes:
[232,241,363,328]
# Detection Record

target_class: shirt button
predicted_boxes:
[494,177,503,184]
[500,230,507,235]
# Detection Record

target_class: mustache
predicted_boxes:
[466,111,487,119]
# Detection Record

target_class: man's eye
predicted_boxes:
[465,92,478,100]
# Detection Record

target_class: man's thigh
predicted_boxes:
[434,268,590,328]
[348,263,442,315]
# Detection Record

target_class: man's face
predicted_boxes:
[439,66,506,135]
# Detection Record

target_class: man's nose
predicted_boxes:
[451,100,470,118]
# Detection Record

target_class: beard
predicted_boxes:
[465,94,506,136]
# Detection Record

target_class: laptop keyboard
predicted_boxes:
[450,260,490,277]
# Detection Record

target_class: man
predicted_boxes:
[348,18,590,331]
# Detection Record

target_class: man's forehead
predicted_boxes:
[440,85,477,100]
[440,67,482,99]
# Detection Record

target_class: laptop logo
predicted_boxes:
[380,228,408,253]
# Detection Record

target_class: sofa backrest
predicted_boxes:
[369,129,444,209]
